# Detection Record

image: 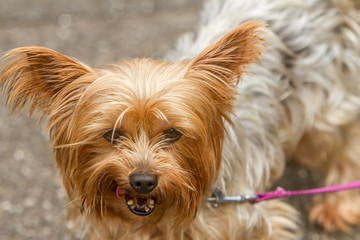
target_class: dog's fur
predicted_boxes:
[2,0,360,239]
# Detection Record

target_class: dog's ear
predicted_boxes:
[0,46,92,116]
[186,21,266,117]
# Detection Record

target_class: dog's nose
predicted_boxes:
[129,173,158,194]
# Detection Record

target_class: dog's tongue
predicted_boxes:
[116,186,127,198]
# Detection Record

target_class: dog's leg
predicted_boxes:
[293,122,360,232]
[189,202,300,240]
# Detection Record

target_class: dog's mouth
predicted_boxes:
[125,194,155,216]
[116,186,156,216]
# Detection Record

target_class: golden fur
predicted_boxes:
[2,0,360,238]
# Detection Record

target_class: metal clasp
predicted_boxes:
[206,186,258,207]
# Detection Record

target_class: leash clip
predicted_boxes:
[206,186,258,208]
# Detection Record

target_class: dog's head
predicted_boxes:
[0,22,264,228]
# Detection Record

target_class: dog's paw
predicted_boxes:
[309,191,360,232]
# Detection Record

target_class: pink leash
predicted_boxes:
[207,181,360,207]
[255,180,360,203]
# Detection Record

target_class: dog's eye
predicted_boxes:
[104,130,124,143]
[162,128,182,143]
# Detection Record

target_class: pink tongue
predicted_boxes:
[116,186,127,198]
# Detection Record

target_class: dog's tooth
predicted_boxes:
[130,204,136,209]
[127,199,134,205]
[147,198,154,205]
[145,206,150,212]
[148,204,154,209]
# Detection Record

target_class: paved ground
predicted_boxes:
[0,0,359,239]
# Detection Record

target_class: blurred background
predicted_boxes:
[0,0,358,239]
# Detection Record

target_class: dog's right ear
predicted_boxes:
[0,46,93,116]
[185,22,266,123]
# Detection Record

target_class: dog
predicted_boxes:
[1,0,360,239]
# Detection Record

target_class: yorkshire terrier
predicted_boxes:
[1,0,360,239]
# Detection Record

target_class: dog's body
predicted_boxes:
[1,0,360,239]
[166,0,360,239]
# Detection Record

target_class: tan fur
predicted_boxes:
[293,122,360,232]
[0,22,268,239]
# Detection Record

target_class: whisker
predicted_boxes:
[54,141,86,149]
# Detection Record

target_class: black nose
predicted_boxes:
[129,173,158,194]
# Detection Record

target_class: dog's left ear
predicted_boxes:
[0,46,92,116]
[186,21,266,115]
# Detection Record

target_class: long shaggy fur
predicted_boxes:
[166,0,360,238]
[1,0,360,239]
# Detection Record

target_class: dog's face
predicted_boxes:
[64,58,227,226]
[0,22,264,228]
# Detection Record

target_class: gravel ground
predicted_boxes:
[0,0,359,239]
